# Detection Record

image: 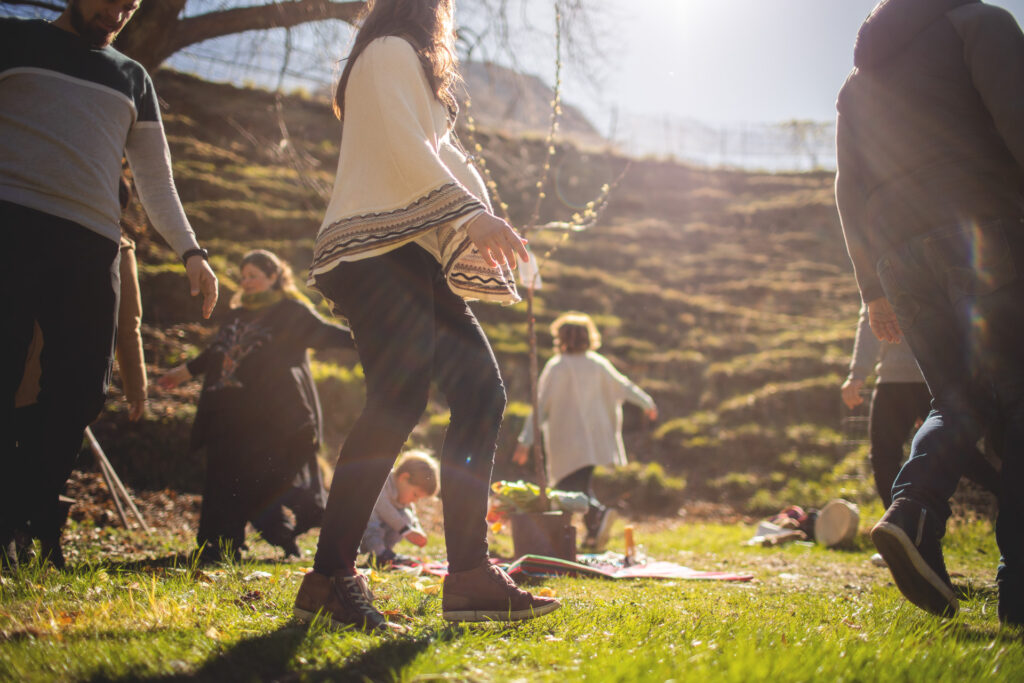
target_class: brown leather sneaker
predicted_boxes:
[442,563,561,622]
[293,570,407,633]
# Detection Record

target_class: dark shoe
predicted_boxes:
[998,580,1024,627]
[871,498,957,617]
[442,563,561,622]
[38,538,66,570]
[1,537,17,573]
[190,542,240,566]
[280,537,301,559]
[364,549,417,569]
[293,571,407,633]
[14,530,35,566]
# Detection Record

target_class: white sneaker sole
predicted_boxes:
[871,521,958,617]
[442,600,561,623]
[293,606,407,633]
[294,606,353,631]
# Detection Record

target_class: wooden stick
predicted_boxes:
[526,275,549,510]
[84,427,151,533]
[89,432,130,529]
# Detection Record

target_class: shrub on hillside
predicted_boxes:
[593,462,687,515]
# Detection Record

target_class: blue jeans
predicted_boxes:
[878,217,1024,588]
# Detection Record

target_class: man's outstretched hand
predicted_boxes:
[185,254,218,319]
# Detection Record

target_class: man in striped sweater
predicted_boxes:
[1,0,218,569]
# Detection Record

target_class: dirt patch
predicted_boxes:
[65,470,201,534]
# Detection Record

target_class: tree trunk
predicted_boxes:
[113,0,189,71]
[114,1,363,71]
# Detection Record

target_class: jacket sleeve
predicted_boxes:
[115,238,147,403]
[186,346,213,377]
[848,303,882,382]
[597,353,655,411]
[835,110,885,303]
[403,506,425,537]
[950,5,1024,170]
[296,302,356,351]
[124,73,202,258]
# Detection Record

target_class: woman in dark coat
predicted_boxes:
[160,249,354,561]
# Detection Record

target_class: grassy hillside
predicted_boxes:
[99,70,975,516]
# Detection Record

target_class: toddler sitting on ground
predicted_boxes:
[359,450,439,566]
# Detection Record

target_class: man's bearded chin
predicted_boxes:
[68,0,120,47]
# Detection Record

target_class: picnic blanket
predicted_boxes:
[505,554,754,581]
[414,554,753,581]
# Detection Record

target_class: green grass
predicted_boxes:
[2,516,1021,681]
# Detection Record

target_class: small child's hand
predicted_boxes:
[404,530,428,548]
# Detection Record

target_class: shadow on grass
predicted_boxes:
[94,551,304,575]
[92,624,437,682]
[95,553,197,573]
[955,579,997,602]
[944,620,1024,644]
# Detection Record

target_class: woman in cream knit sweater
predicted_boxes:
[293,0,558,631]
[514,312,658,551]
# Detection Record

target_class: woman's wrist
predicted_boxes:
[461,209,488,232]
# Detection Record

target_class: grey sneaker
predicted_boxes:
[871,498,957,617]
[293,571,407,633]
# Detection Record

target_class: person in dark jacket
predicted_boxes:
[159,250,354,562]
[836,0,1024,624]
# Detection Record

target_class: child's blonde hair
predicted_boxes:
[395,450,440,497]
[550,311,602,354]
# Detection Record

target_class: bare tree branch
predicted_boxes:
[111,0,362,70]
[171,1,362,55]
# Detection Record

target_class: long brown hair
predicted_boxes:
[334,0,459,124]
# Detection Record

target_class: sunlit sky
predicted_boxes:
[539,0,1024,129]
[8,0,1024,165]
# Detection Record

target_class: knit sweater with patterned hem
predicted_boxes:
[308,36,518,304]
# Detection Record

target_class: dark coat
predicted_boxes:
[836,0,1024,302]
[186,297,354,454]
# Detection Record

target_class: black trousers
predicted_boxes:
[554,465,606,537]
[312,243,506,575]
[250,456,327,547]
[196,435,316,554]
[869,383,933,509]
[3,201,119,542]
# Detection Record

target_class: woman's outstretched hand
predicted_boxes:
[157,364,192,390]
[466,213,529,269]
